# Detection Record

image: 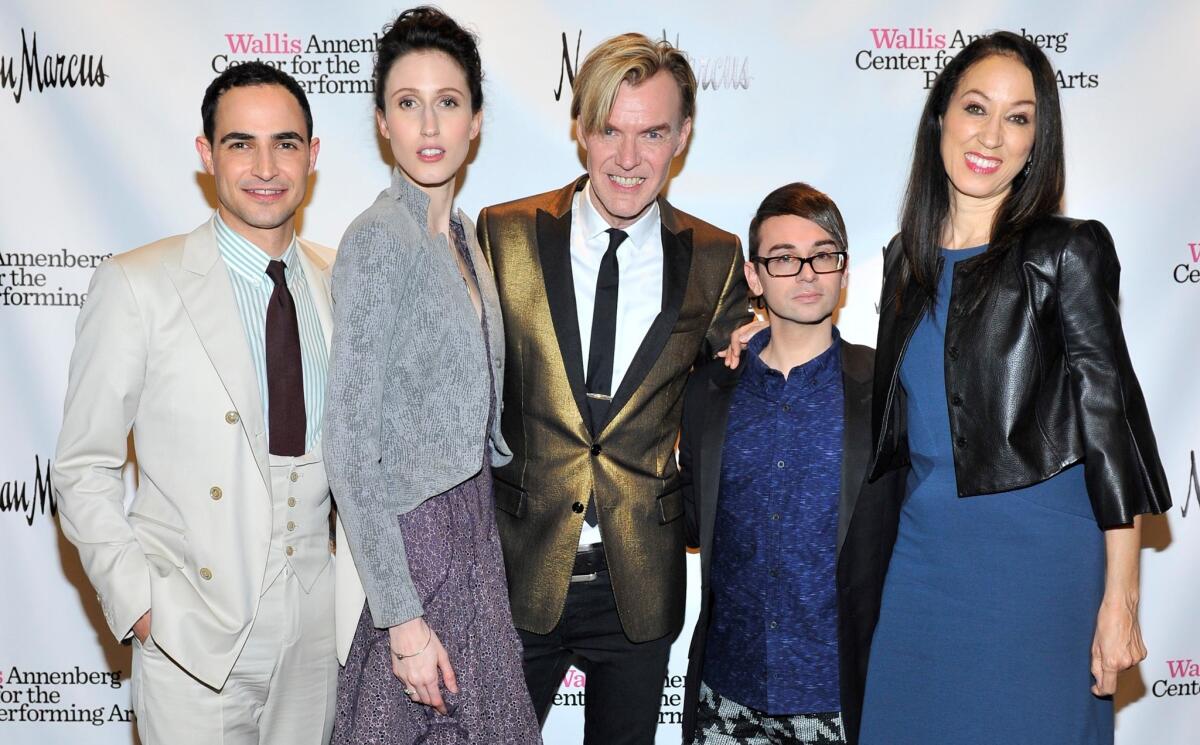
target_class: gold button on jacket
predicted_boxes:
[477,176,751,642]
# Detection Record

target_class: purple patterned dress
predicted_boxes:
[331,222,541,745]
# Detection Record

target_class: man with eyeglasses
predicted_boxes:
[677,183,905,745]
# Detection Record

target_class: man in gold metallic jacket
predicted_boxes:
[477,32,751,745]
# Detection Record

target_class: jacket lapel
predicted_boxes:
[296,239,332,351]
[698,363,741,577]
[599,222,693,434]
[535,206,593,433]
[164,220,271,492]
[838,344,874,556]
[461,211,506,408]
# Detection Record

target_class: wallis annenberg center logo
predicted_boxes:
[0,29,108,103]
[1174,241,1200,283]
[209,31,377,94]
[853,26,1098,90]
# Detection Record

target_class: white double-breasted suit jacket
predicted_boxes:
[53,218,365,688]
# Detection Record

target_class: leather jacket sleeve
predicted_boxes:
[1058,221,1171,527]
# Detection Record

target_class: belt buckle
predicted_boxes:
[570,572,597,583]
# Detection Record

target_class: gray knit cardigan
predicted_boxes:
[325,169,510,628]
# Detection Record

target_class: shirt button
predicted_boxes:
[225,411,239,424]
[289,472,299,483]
[770,568,780,578]
[771,513,781,521]
[776,460,785,469]
[199,568,213,581]
[209,486,222,501]
[947,346,960,360]
[572,502,585,514]
[287,521,296,532]
[769,620,778,630]
[951,393,963,406]
[955,436,967,448]
[782,404,791,413]
[287,497,296,507]
[286,546,295,557]
[590,444,602,456]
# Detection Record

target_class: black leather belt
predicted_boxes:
[571,542,607,582]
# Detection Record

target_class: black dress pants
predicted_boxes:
[518,569,674,745]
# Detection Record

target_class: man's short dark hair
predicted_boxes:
[201,62,313,143]
[748,183,848,259]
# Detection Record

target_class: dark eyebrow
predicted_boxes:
[961,89,1035,107]
[218,131,305,145]
[765,239,836,254]
[391,86,467,97]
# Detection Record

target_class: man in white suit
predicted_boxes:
[53,62,338,744]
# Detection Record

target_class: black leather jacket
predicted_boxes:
[868,216,1171,528]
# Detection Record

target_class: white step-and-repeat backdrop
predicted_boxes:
[1,1,1197,743]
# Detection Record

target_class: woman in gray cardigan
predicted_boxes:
[325,8,540,743]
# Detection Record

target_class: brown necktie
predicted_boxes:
[265,259,306,456]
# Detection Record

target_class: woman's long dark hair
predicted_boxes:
[897,31,1065,310]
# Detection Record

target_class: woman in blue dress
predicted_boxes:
[859,31,1171,744]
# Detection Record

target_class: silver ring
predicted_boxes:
[403,687,417,697]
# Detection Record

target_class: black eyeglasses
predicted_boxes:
[751,251,847,277]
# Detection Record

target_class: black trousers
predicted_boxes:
[518,570,674,745]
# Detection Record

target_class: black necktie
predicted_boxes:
[583,228,626,526]
[265,260,306,456]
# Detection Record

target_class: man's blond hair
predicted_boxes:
[570,33,697,135]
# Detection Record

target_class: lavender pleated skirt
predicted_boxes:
[330,464,541,745]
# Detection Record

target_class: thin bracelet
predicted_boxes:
[391,625,433,661]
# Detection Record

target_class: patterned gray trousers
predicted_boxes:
[692,682,846,744]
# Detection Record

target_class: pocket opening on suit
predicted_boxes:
[657,485,684,524]
[493,476,528,519]
[128,511,187,535]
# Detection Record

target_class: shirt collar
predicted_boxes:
[578,181,661,253]
[744,326,843,394]
[213,212,300,283]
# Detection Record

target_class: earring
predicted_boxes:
[1022,159,1032,177]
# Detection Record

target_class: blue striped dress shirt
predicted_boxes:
[213,213,327,451]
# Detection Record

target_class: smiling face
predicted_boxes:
[578,70,692,229]
[376,49,481,192]
[746,215,847,329]
[940,53,1037,209]
[195,84,319,253]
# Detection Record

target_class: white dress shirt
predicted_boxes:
[571,183,664,546]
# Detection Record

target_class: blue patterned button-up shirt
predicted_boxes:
[704,327,844,715]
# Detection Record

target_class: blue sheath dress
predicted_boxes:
[859,246,1111,745]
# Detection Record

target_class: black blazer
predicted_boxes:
[679,342,903,745]
[868,217,1171,527]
